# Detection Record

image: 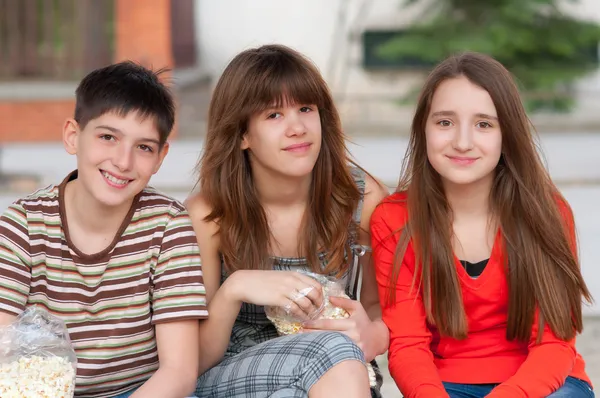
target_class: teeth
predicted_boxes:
[102,171,129,185]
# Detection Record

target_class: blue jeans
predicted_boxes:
[111,389,136,398]
[111,388,138,398]
[443,376,594,398]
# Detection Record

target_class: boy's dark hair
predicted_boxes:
[74,61,175,147]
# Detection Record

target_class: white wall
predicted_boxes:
[561,0,600,22]
[195,0,343,80]
[194,0,426,87]
[195,0,600,86]
[194,0,600,128]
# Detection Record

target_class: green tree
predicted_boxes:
[377,0,600,112]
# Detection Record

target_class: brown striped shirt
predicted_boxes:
[0,172,208,397]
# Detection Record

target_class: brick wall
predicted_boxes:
[0,99,73,142]
[115,0,174,70]
[0,0,175,143]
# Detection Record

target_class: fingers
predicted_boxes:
[293,274,324,307]
[294,273,324,293]
[284,298,311,321]
[290,292,320,318]
[328,296,360,312]
[300,285,324,310]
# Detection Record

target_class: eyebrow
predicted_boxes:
[430,111,498,120]
[95,125,161,146]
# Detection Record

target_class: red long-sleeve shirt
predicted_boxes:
[370,192,590,398]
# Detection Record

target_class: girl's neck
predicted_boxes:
[253,168,312,208]
[444,174,494,220]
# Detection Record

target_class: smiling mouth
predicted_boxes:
[447,156,478,165]
[100,170,132,187]
[284,143,312,152]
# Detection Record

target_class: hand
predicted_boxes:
[228,270,324,321]
[302,296,384,362]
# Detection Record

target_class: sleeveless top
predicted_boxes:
[220,167,368,357]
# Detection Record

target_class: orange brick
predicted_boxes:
[114,0,174,71]
[0,100,74,142]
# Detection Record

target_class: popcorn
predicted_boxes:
[266,281,377,387]
[0,355,76,398]
[268,318,304,335]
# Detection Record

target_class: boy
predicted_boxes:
[0,62,207,398]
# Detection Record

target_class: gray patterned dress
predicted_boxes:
[195,168,384,397]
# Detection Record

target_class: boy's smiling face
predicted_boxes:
[63,111,169,209]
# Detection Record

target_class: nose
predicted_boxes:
[452,123,474,152]
[112,144,134,172]
[285,112,307,137]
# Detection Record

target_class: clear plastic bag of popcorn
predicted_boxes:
[264,270,347,335]
[0,306,77,398]
[265,270,377,387]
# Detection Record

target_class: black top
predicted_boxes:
[460,258,489,278]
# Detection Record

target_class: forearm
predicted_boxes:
[364,299,382,322]
[364,300,389,356]
[132,367,196,398]
[198,275,243,374]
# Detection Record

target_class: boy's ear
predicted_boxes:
[153,142,170,174]
[63,118,80,155]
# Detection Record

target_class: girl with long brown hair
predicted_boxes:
[187,44,389,397]
[370,52,594,397]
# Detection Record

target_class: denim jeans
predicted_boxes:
[111,388,137,398]
[443,376,594,398]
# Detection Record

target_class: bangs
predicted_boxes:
[241,52,329,116]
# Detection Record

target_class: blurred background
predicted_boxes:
[1,0,599,395]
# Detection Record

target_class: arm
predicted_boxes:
[131,320,200,397]
[0,202,32,326]
[358,174,391,357]
[187,195,243,375]
[188,195,328,374]
[370,201,449,398]
[137,204,208,394]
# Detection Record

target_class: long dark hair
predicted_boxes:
[389,52,592,342]
[197,44,360,275]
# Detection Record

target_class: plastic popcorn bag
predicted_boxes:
[265,270,377,387]
[0,306,77,398]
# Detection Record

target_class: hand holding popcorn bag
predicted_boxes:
[265,270,377,387]
[0,306,77,398]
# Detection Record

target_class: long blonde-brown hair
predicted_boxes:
[197,44,360,275]
[389,52,592,342]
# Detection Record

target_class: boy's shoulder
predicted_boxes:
[10,183,60,213]
[135,185,189,217]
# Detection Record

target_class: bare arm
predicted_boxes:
[131,320,200,398]
[187,195,243,375]
[187,195,326,374]
[358,173,390,355]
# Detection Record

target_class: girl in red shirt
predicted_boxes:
[370,52,594,397]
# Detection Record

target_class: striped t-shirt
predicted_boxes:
[0,172,208,397]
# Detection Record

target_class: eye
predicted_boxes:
[476,121,492,129]
[99,134,115,141]
[267,112,282,119]
[437,120,453,127]
[138,144,154,153]
[299,106,313,113]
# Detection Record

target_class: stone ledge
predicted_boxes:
[0,82,77,101]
